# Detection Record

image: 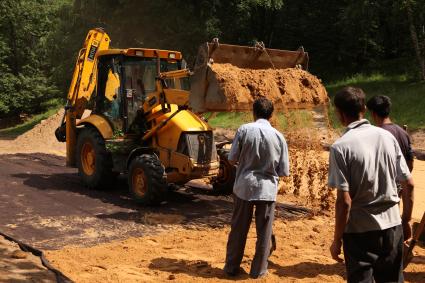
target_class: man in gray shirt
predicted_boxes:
[328,87,415,282]
[224,97,289,279]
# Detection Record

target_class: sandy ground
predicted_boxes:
[412,131,425,152]
[45,210,425,283]
[42,159,425,283]
[0,111,424,282]
[0,235,56,282]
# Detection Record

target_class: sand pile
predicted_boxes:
[213,125,335,213]
[0,109,66,156]
[277,125,334,213]
[196,63,329,111]
[271,106,334,213]
[280,148,333,213]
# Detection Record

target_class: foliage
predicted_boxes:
[0,98,62,137]
[402,0,425,80]
[51,0,423,82]
[0,0,424,122]
[327,73,425,130]
[0,0,62,118]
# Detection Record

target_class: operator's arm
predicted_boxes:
[406,159,414,172]
[407,134,414,172]
[228,128,243,166]
[277,137,290,177]
[396,141,414,240]
[328,146,350,261]
[400,177,414,240]
[331,190,351,261]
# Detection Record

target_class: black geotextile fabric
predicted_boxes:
[0,231,73,283]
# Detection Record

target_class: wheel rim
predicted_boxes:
[81,142,96,176]
[132,168,147,197]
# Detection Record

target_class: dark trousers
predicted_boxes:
[343,225,404,283]
[224,195,275,278]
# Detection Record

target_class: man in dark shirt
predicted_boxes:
[367,95,415,240]
[366,95,414,172]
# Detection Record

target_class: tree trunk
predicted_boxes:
[406,1,425,81]
[8,19,19,76]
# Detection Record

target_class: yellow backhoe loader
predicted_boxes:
[55,28,313,205]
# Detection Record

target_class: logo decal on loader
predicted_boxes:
[87,40,99,61]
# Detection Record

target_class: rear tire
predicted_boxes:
[212,149,236,195]
[128,154,167,205]
[76,127,114,189]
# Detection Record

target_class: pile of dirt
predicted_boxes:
[18,110,66,155]
[202,63,329,111]
[213,124,335,213]
[0,109,66,156]
[280,148,333,213]
[278,125,334,213]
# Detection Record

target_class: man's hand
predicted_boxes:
[403,220,412,241]
[400,176,414,240]
[331,190,351,262]
[330,239,344,262]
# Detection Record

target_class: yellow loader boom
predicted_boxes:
[68,28,110,117]
[55,28,110,166]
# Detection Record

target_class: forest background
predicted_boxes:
[0,0,424,128]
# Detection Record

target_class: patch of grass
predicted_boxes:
[208,112,252,130]
[276,110,313,131]
[326,74,425,130]
[0,98,63,138]
[207,109,313,131]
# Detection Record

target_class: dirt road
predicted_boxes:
[0,113,424,282]
[0,153,235,250]
[1,152,424,282]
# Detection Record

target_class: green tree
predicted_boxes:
[0,0,60,118]
[403,0,425,80]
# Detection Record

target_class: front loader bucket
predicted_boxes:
[190,41,328,112]
[194,42,309,72]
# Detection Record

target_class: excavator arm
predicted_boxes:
[67,28,111,117]
[56,28,110,166]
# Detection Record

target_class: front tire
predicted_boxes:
[128,154,167,205]
[212,149,236,195]
[76,127,114,189]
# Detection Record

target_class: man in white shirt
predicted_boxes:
[328,87,414,282]
[224,97,289,279]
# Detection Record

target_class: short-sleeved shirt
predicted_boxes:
[228,119,289,202]
[328,119,411,233]
[381,123,414,162]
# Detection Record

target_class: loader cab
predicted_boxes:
[94,49,184,136]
